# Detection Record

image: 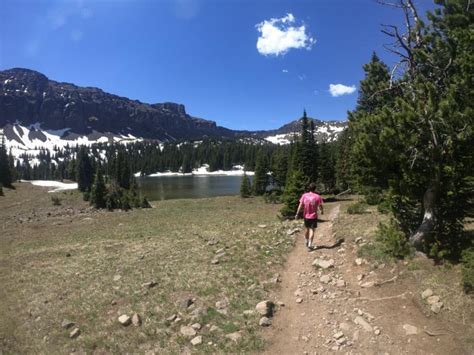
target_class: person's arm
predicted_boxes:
[319,203,324,215]
[295,202,303,219]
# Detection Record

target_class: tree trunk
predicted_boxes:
[409,179,439,250]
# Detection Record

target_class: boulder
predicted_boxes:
[118,314,131,326]
[255,300,274,316]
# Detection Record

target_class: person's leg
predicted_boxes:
[304,227,309,246]
[308,227,314,248]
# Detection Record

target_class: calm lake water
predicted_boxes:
[138,175,250,201]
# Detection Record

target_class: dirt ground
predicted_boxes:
[263,200,473,354]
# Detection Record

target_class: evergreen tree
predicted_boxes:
[0,133,13,188]
[90,167,106,209]
[76,146,94,192]
[253,151,269,195]
[280,169,308,218]
[240,172,252,198]
[128,176,141,208]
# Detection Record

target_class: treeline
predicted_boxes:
[334,1,473,264]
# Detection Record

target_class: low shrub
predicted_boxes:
[0,184,3,196]
[461,247,474,294]
[347,201,368,214]
[364,189,383,205]
[51,195,61,206]
[375,220,413,259]
[377,199,391,214]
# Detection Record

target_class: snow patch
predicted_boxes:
[138,164,254,177]
[24,180,78,192]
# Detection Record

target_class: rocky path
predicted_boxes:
[263,202,464,354]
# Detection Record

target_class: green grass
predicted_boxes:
[0,183,294,354]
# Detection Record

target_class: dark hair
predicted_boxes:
[308,183,316,192]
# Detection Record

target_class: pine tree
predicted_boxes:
[280,169,308,218]
[240,172,252,198]
[76,146,94,192]
[0,133,13,188]
[90,167,106,209]
[252,151,269,195]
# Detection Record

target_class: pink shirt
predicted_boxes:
[299,192,323,219]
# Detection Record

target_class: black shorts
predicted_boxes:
[304,218,317,229]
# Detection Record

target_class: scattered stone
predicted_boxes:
[320,275,332,284]
[141,281,157,288]
[355,258,364,266]
[207,240,218,246]
[421,288,434,299]
[259,316,272,327]
[336,280,346,288]
[286,228,300,236]
[296,298,303,304]
[301,335,309,342]
[339,322,351,332]
[113,275,121,281]
[312,258,335,269]
[355,237,363,243]
[258,224,267,228]
[69,328,80,339]
[190,336,203,346]
[277,301,285,307]
[360,281,375,288]
[374,329,381,336]
[61,319,75,329]
[357,274,364,281]
[178,298,194,309]
[403,324,418,335]
[111,300,117,306]
[118,314,131,326]
[166,314,177,322]
[333,331,344,339]
[243,310,255,316]
[255,300,274,316]
[294,288,303,297]
[427,295,440,305]
[191,323,202,330]
[180,326,197,337]
[354,316,373,332]
[225,331,242,342]
[336,337,346,345]
[132,313,141,327]
[431,302,443,313]
[310,289,318,295]
[210,325,221,332]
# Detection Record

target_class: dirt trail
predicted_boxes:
[263,202,465,354]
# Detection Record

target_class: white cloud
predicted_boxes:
[282,69,289,73]
[256,13,316,56]
[329,84,356,97]
[298,74,306,81]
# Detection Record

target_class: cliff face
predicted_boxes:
[0,68,234,141]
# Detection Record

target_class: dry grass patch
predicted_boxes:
[0,184,294,353]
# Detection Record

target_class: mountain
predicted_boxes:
[0,68,347,160]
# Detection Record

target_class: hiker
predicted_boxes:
[295,182,324,250]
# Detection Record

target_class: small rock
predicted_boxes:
[360,281,375,288]
[336,337,346,345]
[431,302,443,313]
[258,224,267,228]
[310,289,318,295]
[243,310,255,316]
[320,275,332,284]
[69,328,80,339]
[312,258,335,269]
[210,325,221,332]
[61,319,75,329]
[294,288,303,297]
[225,331,242,342]
[357,274,364,281]
[374,329,381,335]
[113,275,121,281]
[336,280,346,288]
[141,281,157,288]
[259,316,272,326]
[355,258,363,266]
[296,298,303,304]
[421,288,434,299]
[190,335,202,346]
[355,237,363,243]
[132,313,141,326]
[333,331,344,339]
[191,323,202,330]
[118,314,131,326]
[211,259,219,265]
[166,314,177,322]
[354,316,372,332]
[255,300,274,316]
[427,295,440,305]
[178,298,194,309]
[180,325,197,337]
[403,324,418,335]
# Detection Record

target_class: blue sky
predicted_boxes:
[0,0,436,130]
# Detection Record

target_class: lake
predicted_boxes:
[138,175,250,201]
